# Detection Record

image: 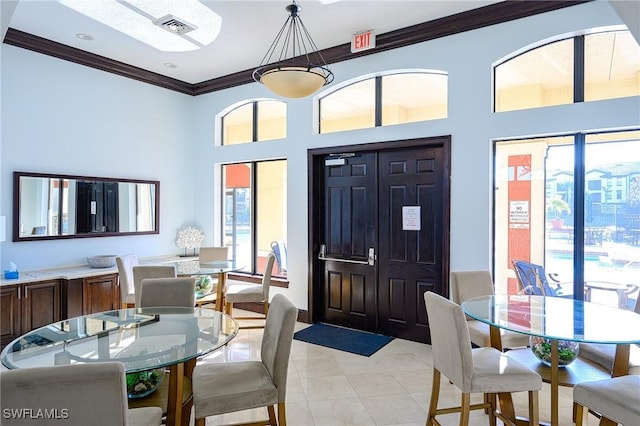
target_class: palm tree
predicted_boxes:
[548,196,570,218]
[548,196,570,229]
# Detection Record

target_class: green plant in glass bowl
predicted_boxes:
[125,369,164,399]
[116,345,166,399]
[195,275,213,297]
[530,336,579,367]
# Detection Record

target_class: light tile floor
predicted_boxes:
[195,310,604,426]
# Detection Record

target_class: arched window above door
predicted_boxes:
[221,99,287,145]
[318,70,448,134]
[494,29,639,113]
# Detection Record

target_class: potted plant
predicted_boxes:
[547,197,570,229]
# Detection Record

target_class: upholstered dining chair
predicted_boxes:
[192,293,297,426]
[116,253,139,308]
[224,252,276,329]
[423,291,542,426]
[139,277,196,308]
[197,246,229,297]
[132,265,176,306]
[574,375,640,426]
[0,362,162,426]
[578,296,640,375]
[199,246,229,262]
[450,270,530,349]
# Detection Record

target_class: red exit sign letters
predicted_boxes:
[351,30,376,53]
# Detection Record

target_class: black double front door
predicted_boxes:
[310,137,450,343]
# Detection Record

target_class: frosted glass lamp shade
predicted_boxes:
[259,67,328,98]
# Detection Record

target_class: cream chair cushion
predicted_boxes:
[139,277,196,308]
[425,291,542,393]
[116,254,139,306]
[578,343,640,375]
[225,252,276,305]
[193,294,297,422]
[423,291,541,426]
[574,375,640,426]
[0,362,162,426]
[198,246,229,262]
[451,270,530,349]
[132,265,176,306]
[580,297,640,375]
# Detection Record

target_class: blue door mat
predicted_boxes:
[293,323,393,356]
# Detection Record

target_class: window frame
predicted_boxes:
[493,27,637,112]
[221,159,288,282]
[317,69,448,134]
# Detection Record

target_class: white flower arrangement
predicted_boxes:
[176,227,205,256]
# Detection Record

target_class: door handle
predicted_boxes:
[318,244,376,266]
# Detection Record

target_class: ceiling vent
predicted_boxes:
[153,15,197,36]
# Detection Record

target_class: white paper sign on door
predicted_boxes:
[402,206,421,230]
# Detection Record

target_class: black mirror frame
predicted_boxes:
[13,171,160,242]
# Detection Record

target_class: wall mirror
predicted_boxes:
[13,172,159,241]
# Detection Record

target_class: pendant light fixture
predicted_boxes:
[253,1,334,98]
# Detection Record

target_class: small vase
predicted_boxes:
[530,336,579,367]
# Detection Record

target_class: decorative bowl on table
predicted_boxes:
[87,255,117,268]
[195,275,213,298]
[116,345,166,399]
[530,336,579,367]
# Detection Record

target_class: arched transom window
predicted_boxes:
[318,70,448,134]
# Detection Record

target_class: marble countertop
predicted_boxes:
[0,255,198,286]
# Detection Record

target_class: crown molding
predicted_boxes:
[4,1,588,97]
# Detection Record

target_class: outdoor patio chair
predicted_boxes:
[512,259,565,297]
[270,240,287,274]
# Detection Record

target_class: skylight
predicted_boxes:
[59,0,222,52]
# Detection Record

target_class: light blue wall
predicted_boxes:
[1,1,638,310]
[1,44,198,269]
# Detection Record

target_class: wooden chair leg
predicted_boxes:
[426,368,440,426]
[277,402,286,426]
[575,403,585,426]
[267,405,277,426]
[528,390,539,426]
[460,392,471,426]
[487,393,497,426]
[195,417,205,426]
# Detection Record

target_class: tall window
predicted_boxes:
[319,70,448,134]
[494,29,639,112]
[222,100,286,145]
[223,160,287,278]
[494,131,640,309]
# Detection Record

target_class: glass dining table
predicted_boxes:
[462,294,640,426]
[169,260,244,311]
[1,307,239,426]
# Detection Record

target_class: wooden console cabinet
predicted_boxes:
[1,280,60,348]
[62,273,120,318]
[82,273,119,314]
[2,273,120,349]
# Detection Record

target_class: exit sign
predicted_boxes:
[351,30,376,53]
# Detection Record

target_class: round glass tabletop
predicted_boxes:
[1,307,238,373]
[461,294,640,344]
